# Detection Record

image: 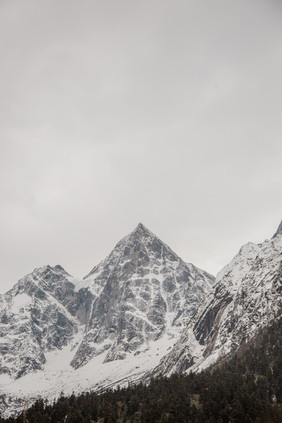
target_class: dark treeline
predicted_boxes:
[1,317,281,423]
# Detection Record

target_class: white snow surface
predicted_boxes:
[2,225,280,417]
[154,232,282,377]
[10,293,32,314]
[6,334,174,396]
[0,223,214,417]
[0,331,176,418]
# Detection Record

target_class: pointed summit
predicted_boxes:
[84,223,176,280]
[129,222,152,239]
[122,223,181,264]
[136,222,147,232]
[73,224,214,369]
[272,220,282,238]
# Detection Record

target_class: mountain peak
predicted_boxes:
[272,220,282,238]
[54,264,65,271]
[32,264,70,277]
[131,222,151,237]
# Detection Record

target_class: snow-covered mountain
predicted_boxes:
[0,265,79,380]
[71,223,213,368]
[153,221,282,377]
[0,223,214,417]
[2,221,281,418]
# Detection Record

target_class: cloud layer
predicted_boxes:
[1,0,282,292]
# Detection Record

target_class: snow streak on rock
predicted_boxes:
[0,223,214,417]
[154,226,282,377]
[0,265,79,379]
[2,221,281,418]
[71,223,213,368]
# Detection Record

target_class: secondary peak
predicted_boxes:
[136,222,146,230]
[272,220,282,238]
[133,222,151,235]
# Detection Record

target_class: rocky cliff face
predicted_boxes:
[272,220,282,238]
[2,221,280,419]
[153,223,282,377]
[0,223,214,414]
[0,265,79,379]
[71,223,214,368]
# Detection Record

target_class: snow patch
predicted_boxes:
[11,293,32,314]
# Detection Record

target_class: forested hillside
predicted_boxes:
[1,315,281,423]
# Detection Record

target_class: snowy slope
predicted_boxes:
[0,265,79,380]
[153,223,282,377]
[71,223,214,368]
[0,223,214,417]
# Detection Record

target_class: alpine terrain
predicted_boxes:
[1,220,281,419]
[0,223,214,417]
[154,221,282,377]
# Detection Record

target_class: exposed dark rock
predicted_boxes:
[70,224,213,369]
[272,220,282,238]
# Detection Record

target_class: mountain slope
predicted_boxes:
[4,315,281,423]
[0,223,214,418]
[154,224,282,377]
[0,265,79,379]
[272,219,282,238]
[71,223,214,368]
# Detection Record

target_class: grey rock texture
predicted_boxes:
[1,221,281,418]
[272,220,282,238]
[153,228,282,377]
[71,223,214,368]
[0,224,214,380]
[0,266,79,379]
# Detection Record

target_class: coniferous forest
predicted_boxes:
[1,317,281,423]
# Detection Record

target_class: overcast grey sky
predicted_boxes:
[1,0,282,293]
